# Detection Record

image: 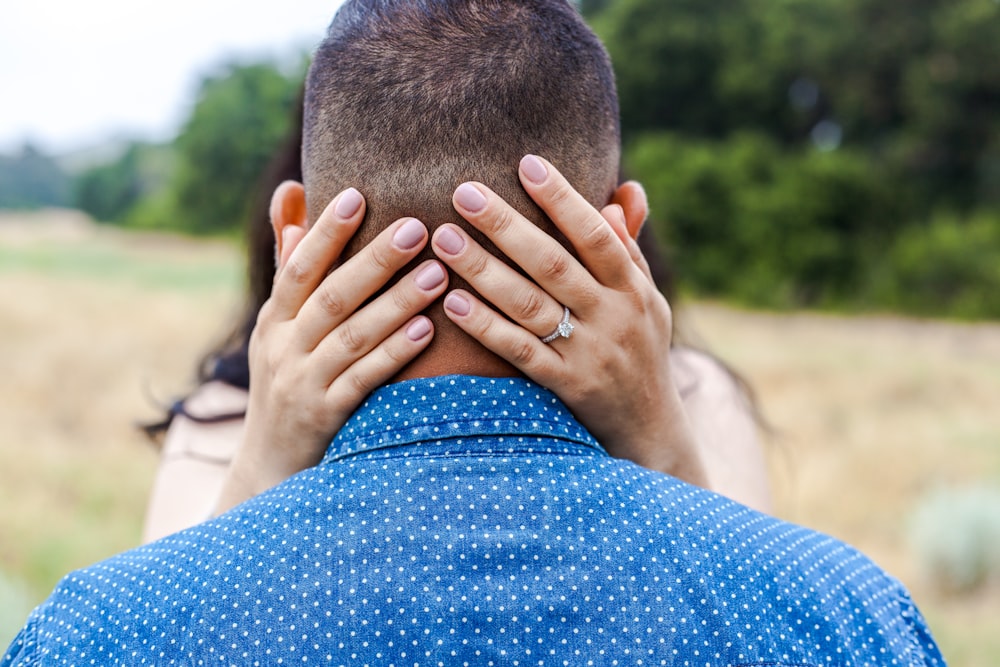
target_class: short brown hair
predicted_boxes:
[303,0,620,262]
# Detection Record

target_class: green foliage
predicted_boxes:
[73,143,173,224]
[0,144,70,209]
[629,132,902,307]
[64,58,302,235]
[873,212,1000,319]
[591,0,1000,318]
[169,61,302,234]
[591,0,742,138]
[576,0,612,18]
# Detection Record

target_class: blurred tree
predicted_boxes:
[577,0,612,18]
[169,60,302,234]
[629,132,903,307]
[587,0,1000,317]
[73,143,172,224]
[590,0,743,139]
[893,0,1000,210]
[0,144,70,210]
[875,211,1000,319]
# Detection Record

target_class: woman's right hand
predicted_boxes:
[214,185,450,514]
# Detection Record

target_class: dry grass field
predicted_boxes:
[1,210,998,663]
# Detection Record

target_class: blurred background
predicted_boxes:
[1,0,999,663]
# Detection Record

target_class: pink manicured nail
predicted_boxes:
[414,263,446,290]
[393,218,426,250]
[335,187,363,219]
[406,318,432,341]
[520,155,548,184]
[444,292,471,316]
[435,227,465,255]
[454,183,487,213]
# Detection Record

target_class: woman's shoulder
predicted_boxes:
[670,345,748,403]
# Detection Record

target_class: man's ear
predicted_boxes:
[270,180,308,268]
[609,181,649,241]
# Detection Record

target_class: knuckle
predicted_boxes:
[508,339,537,367]
[512,288,546,322]
[381,340,406,365]
[365,246,395,273]
[390,284,417,313]
[336,321,368,355]
[581,222,616,253]
[282,258,311,286]
[627,285,654,315]
[484,205,517,237]
[538,248,571,283]
[469,310,494,339]
[269,375,295,404]
[462,249,491,280]
[545,180,574,210]
[316,287,347,319]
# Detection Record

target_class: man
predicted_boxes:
[4,1,943,664]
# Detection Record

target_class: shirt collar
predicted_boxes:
[323,374,604,463]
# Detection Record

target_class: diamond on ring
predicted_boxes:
[541,306,574,344]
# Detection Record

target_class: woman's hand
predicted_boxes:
[214,186,450,513]
[434,155,708,488]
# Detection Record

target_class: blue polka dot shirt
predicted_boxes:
[4,375,944,666]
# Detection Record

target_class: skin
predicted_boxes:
[214,156,708,515]
[216,185,448,511]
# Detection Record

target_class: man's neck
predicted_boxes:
[392,321,523,382]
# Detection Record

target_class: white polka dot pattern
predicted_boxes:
[3,376,945,666]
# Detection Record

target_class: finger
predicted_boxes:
[433,224,571,337]
[452,181,599,311]
[518,155,640,290]
[325,316,434,411]
[602,203,630,246]
[296,217,430,349]
[308,259,448,377]
[271,187,366,320]
[626,235,655,285]
[601,204,653,284]
[442,289,565,383]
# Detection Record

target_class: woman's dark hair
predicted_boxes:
[198,91,306,392]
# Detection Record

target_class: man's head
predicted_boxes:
[303,0,619,238]
[278,0,623,375]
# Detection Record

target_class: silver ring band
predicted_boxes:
[540,306,574,344]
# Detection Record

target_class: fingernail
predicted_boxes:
[454,183,487,213]
[406,318,432,341]
[335,187,363,219]
[444,292,471,316]
[415,263,446,290]
[520,155,548,184]
[435,227,465,255]
[393,218,426,250]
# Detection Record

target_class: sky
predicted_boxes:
[0,0,346,154]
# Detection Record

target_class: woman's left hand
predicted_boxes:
[434,155,708,488]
